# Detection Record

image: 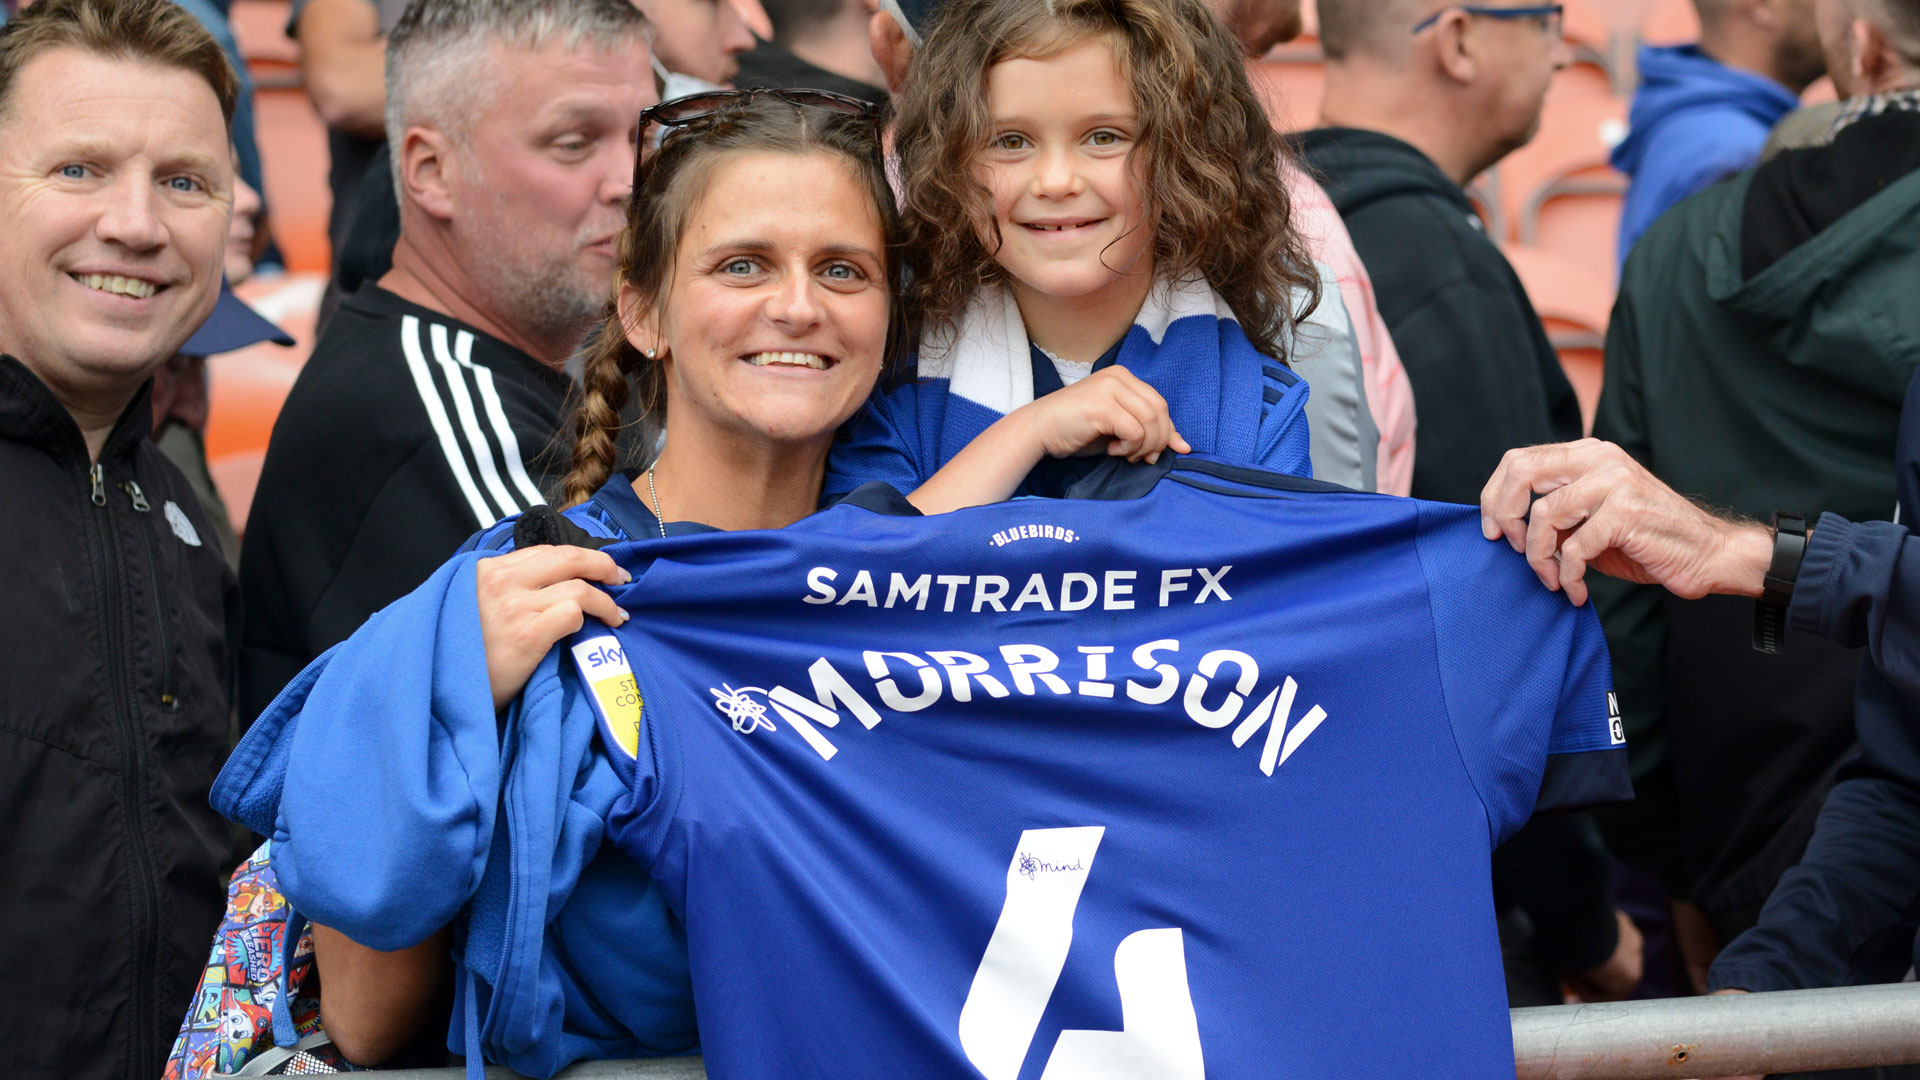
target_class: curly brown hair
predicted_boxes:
[893,0,1319,360]
[560,96,901,508]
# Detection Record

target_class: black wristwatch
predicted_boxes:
[1752,512,1809,654]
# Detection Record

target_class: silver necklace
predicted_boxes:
[645,466,667,539]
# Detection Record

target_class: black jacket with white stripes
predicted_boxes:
[238,286,573,721]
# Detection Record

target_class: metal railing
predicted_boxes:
[1513,982,1920,1079]
[369,983,1920,1080]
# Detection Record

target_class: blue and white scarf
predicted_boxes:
[826,275,1313,498]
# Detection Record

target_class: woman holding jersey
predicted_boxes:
[259,91,1187,1068]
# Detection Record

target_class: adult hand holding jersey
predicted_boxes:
[476,544,631,711]
[1480,438,1775,605]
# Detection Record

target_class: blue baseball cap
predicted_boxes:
[180,284,294,357]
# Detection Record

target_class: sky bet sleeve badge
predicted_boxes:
[572,634,643,760]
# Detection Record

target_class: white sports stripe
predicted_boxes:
[399,315,496,528]
[451,330,547,509]
[428,322,520,520]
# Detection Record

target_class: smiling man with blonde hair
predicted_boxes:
[0,1,242,1076]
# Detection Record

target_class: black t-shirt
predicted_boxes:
[732,40,889,109]
[238,286,576,721]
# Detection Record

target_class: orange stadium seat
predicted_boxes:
[1552,0,1617,99]
[1525,175,1624,275]
[1640,0,1701,46]
[1248,52,1326,133]
[205,276,323,535]
[251,86,334,275]
[230,0,299,78]
[1490,96,1627,268]
[1503,244,1613,432]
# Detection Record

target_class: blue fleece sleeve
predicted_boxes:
[270,551,504,950]
[1255,372,1315,480]
[1416,503,1629,845]
[1791,514,1920,704]
[825,381,933,501]
[456,647,685,1078]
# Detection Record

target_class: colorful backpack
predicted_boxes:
[164,841,361,1076]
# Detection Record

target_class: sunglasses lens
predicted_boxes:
[651,91,739,125]
[641,89,880,154]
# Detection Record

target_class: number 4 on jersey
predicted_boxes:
[958,827,1205,1080]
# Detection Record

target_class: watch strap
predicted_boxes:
[1752,513,1808,654]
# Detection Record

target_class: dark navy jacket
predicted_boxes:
[1711,367,1920,991]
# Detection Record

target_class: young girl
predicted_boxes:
[826,0,1322,500]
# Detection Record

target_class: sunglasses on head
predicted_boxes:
[639,87,880,138]
[634,88,883,186]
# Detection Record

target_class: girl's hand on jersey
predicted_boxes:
[1020,366,1192,464]
[476,545,630,711]
[906,367,1189,516]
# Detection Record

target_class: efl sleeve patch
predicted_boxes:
[572,634,643,760]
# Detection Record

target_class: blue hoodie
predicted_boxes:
[210,478,698,1078]
[1611,44,1801,274]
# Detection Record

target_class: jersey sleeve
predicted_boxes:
[1414,502,1632,845]
[825,379,936,501]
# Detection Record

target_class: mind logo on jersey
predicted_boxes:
[571,634,643,760]
[704,639,1329,774]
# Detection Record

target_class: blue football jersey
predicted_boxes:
[571,457,1627,1080]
